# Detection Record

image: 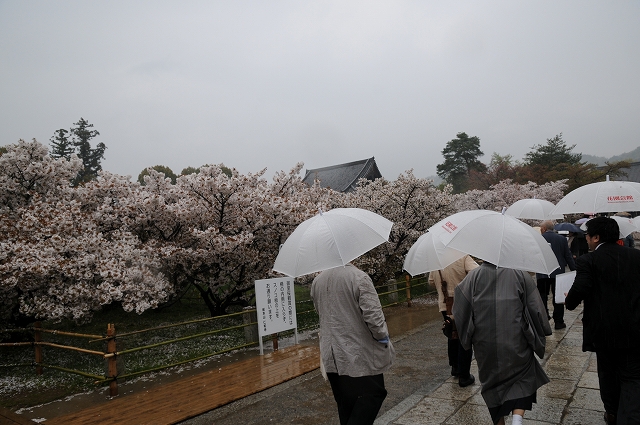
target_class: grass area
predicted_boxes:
[0,278,430,411]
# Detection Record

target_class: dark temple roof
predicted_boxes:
[596,161,640,183]
[615,161,640,183]
[302,157,383,193]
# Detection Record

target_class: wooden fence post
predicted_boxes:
[243,307,258,344]
[106,323,118,397]
[387,279,398,304]
[272,333,279,351]
[405,274,412,307]
[34,321,43,375]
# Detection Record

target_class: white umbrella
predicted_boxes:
[574,216,593,225]
[551,176,640,214]
[579,216,639,238]
[403,231,467,276]
[428,210,560,275]
[504,198,564,220]
[273,208,393,278]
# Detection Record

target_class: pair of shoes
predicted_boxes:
[459,374,475,387]
[555,322,567,330]
[451,366,459,377]
[604,411,617,425]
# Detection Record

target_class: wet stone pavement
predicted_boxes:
[378,304,605,425]
[184,300,606,425]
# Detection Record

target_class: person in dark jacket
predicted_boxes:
[536,220,576,329]
[565,217,640,425]
[568,231,589,259]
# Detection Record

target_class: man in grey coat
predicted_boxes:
[454,262,552,425]
[311,263,395,425]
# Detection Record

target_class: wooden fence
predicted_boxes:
[0,275,433,396]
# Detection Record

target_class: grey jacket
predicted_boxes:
[311,264,395,377]
[454,263,552,408]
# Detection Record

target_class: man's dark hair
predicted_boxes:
[585,216,620,243]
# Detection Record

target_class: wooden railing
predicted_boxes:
[0,275,434,395]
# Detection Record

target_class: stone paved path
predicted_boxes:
[377,304,607,425]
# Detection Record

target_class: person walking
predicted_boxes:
[428,254,478,387]
[565,217,640,425]
[536,220,576,329]
[311,264,395,425]
[453,262,552,425]
[568,230,589,259]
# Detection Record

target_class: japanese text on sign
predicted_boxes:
[255,278,298,338]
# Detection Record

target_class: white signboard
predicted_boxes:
[255,277,298,354]
[555,271,576,304]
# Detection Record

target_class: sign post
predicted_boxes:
[255,277,298,355]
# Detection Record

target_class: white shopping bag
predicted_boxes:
[555,271,576,304]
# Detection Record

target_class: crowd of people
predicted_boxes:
[311,215,640,425]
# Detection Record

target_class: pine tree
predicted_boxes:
[49,129,75,159]
[524,133,582,168]
[436,132,487,193]
[69,118,106,185]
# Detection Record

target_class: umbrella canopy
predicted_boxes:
[579,216,639,238]
[551,177,640,214]
[554,222,583,233]
[272,208,393,278]
[428,210,560,275]
[403,231,467,276]
[504,198,564,220]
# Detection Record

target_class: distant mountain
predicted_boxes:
[582,147,640,166]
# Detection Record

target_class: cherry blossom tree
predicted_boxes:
[0,139,81,211]
[0,141,170,327]
[132,163,330,316]
[1,139,577,328]
[0,195,169,324]
[455,179,567,212]
[339,171,458,285]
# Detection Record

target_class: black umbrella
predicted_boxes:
[554,222,583,233]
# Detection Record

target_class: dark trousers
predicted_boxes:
[327,373,387,425]
[596,349,640,424]
[448,337,473,378]
[537,277,564,323]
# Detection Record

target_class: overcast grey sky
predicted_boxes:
[2,1,639,181]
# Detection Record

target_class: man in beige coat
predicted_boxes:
[429,255,479,386]
[311,263,395,425]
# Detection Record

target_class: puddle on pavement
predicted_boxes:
[384,297,441,337]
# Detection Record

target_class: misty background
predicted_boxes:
[1,1,639,181]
